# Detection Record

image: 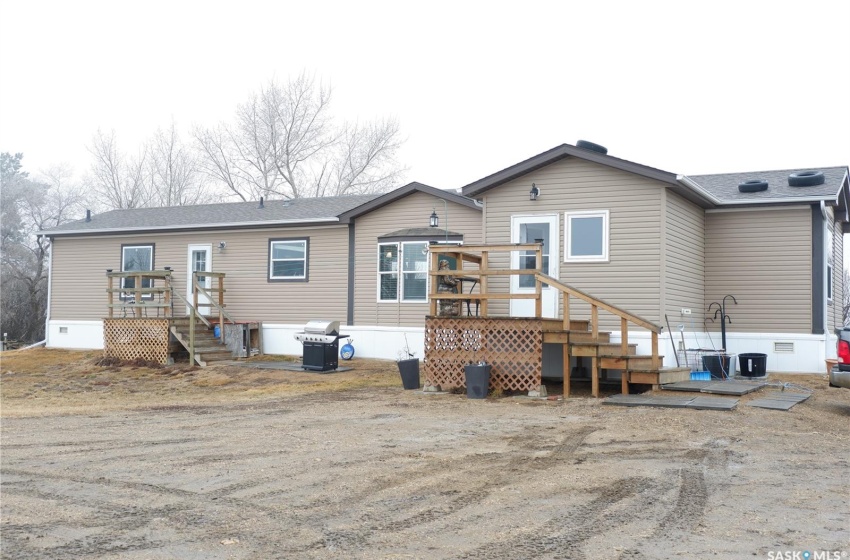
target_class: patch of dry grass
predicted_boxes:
[1,348,403,417]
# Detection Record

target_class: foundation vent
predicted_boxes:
[773,341,795,353]
[59,327,68,334]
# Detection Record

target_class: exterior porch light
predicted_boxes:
[530,183,540,201]
[429,201,448,244]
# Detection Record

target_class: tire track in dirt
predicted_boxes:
[457,476,656,560]
[280,424,600,557]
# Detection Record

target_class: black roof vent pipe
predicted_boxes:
[85,209,91,222]
[258,196,264,209]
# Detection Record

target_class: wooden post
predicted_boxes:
[189,306,196,365]
[480,250,489,317]
[134,273,142,317]
[107,274,114,318]
[591,355,599,398]
[429,249,438,316]
[534,246,543,318]
[621,317,629,394]
[563,343,571,398]
[563,293,570,330]
[218,275,225,345]
[591,305,599,341]
[621,317,628,355]
[163,271,171,318]
[192,272,198,310]
[651,331,659,371]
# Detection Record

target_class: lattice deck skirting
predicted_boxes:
[103,318,170,364]
[424,316,543,392]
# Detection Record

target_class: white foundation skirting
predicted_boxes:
[46,319,835,373]
[47,320,105,350]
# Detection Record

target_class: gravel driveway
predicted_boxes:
[2,357,849,559]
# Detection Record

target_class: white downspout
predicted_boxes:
[44,235,52,347]
[820,202,830,363]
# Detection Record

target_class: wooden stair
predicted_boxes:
[169,317,235,366]
[541,319,690,397]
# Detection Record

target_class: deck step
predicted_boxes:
[571,343,637,357]
[600,355,664,370]
[541,319,591,332]
[542,331,611,344]
[628,366,691,385]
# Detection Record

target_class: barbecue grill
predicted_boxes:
[294,320,348,372]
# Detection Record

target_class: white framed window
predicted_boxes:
[378,242,430,302]
[378,243,399,302]
[269,238,308,281]
[121,244,154,298]
[565,210,609,262]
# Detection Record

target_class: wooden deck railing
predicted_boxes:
[106,270,173,317]
[105,269,233,366]
[426,244,664,372]
[536,272,662,371]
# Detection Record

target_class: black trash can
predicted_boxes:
[464,364,491,399]
[397,359,420,390]
[702,354,732,379]
[739,353,767,377]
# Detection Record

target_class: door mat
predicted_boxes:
[746,392,810,411]
[603,394,738,411]
[662,380,766,395]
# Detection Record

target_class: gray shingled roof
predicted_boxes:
[40,194,380,236]
[688,167,849,204]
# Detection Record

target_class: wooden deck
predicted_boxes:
[425,244,687,396]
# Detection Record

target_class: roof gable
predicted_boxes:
[338,182,480,222]
[461,143,680,197]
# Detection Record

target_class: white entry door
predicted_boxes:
[510,214,559,318]
[187,244,213,315]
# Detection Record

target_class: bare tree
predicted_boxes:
[1,153,85,343]
[147,120,206,207]
[194,72,404,200]
[86,129,149,210]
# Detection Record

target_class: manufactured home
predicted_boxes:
[40,142,849,373]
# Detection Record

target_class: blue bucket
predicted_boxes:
[214,325,221,338]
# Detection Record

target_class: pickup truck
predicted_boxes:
[831,327,850,388]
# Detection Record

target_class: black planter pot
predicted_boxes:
[464,364,491,399]
[397,359,420,390]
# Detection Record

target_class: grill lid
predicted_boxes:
[303,320,340,335]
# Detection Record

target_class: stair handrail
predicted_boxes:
[536,272,662,333]
[170,288,213,329]
[536,271,662,372]
[193,283,237,326]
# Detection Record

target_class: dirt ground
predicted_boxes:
[1,349,849,559]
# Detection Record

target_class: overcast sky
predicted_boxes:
[1,0,848,191]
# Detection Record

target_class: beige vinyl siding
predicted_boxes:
[705,206,811,333]
[481,157,664,330]
[664,190,706,326]
[352,191,482,327]
[49,225,350,323]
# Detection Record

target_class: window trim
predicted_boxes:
[377,240,461,303]
[120,243,155,300]
[377,242,400,303]
[268,238,309,282]
[564,210,609,263]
